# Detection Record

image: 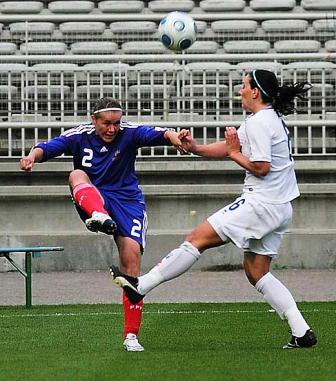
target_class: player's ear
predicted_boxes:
[91,114,97,125]
[252,87,259,99]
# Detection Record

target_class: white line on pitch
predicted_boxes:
[0,308,334,319]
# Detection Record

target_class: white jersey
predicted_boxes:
[237,107,300,204]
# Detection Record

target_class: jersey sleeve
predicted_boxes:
[133,125,171,148]
[245,118,272,163]
[34,134,75,162]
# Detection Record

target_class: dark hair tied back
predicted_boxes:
[274,82,312,115]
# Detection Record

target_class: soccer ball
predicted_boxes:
[158,11,197,52]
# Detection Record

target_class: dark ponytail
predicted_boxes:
[249,70,312,115]
[273,82,312,115]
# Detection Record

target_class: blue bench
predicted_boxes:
[0,246,64,308]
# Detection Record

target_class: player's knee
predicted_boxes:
[69,169,90,187]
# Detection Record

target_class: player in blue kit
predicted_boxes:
[19,97,187,352]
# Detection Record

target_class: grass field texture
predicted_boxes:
[0,302,335,381]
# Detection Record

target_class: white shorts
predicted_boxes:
[207,194,293,258]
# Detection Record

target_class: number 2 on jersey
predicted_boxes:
[82,148,93,167]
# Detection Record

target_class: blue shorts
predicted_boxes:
[74,189,148,251]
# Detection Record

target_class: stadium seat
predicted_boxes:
[186,41,219,54]
[48,1,95,13]
[128,84,176,98]
[283,61,336,84]
[32,63,80,71]
[20,42,67,55]
[312,19,336,33]
[109,21,157,36]
[274,40,321,53]
[98,1,145,13]
[147,0,195,12]
[185,61,239,83]
[24,85,71,96]
[211,20,258,34]
[301,0,336,10]
[82,62,129,73]
[130,62,177,84]
[0,1,43,14]
[0,63,27,86]
[70,41,118,54]
[223,40,270,53]
[0,42,17,55]
[121,41,167,54]
[325,40,336,52]
[0,63,27,72]
[77,62,129,84]
[9,22,55,35]
[261,19,308,33]
[182,84,229,97]
[194,21,207,34]
[0,85,18,96]
[59,22,106,35]
[250,0,295,11]
[77,85,124,100]
[236,61,283,74]
[199,0,246,12]
[31,63,80,85]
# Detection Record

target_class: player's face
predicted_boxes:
[92,111,122,143]
[239,75,258,112]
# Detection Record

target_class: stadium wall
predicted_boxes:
[0,159,335,272]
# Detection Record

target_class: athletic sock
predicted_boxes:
[138,241,201,295]
[122,290,143,337]
[255,272,310,337]
[73,183,108,217]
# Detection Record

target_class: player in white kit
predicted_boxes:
[111,69,317,349]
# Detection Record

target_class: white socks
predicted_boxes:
[255,272,310,337]
[138,241,201,295]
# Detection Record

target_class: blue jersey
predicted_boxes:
[36,120,170,201]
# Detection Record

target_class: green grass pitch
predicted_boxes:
[0,302,335,381]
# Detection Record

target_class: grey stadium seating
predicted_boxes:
[0,42,17,54]
[199,0,246,12]
[130,62,177,84]
[147,0,195,12]
[274,40,321,53]
[236,61,283,74]
[325,40,336,52]
[19,42,67,55]
[223,40,270,53]
[70,41,118,54]
[261,19,308,33]
[121,41,167,54]
[9,22,55,36]
[98,1,145,13]
[301,0,336,10]
[109,21,157,37]
[0,1,43,14]
[48,1,95,13]
[250,0,296,11]
[211,20,258,34]
[128,84,176,98]
[59,22,106,35]
[77,63,129,85]
[77,85,124,100]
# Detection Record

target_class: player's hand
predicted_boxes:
[224,127,240,157]
[165,129,189,155]
[19,156,35,171]
[179,129,196,154]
